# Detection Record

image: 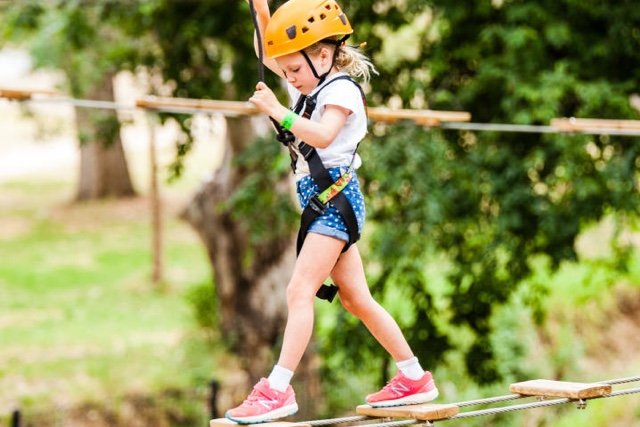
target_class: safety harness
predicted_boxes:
[276,75,367,302]
[247,0,366,302]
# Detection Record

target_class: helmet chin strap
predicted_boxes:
[300,35,350,87]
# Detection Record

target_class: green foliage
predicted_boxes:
[424,0,640,118]
[355,119,639,382]
[124,0,285,175]
[225,136,298,247]
[186,280,219,337]
[318,0,640,385]
[2,1,145,96]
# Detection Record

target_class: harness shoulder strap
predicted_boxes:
[300,75,366,119]
[311,74,366,103]
[296,75,366,161]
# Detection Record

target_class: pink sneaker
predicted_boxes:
[366,371,439,407]
[225,378,298,424]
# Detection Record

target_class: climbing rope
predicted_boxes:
[247,0,265,83]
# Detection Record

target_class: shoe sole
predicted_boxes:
[368,388,440,408]
[225,403,299,425]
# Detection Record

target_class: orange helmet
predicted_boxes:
[265,0,353,59]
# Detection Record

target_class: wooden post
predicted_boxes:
[209,379,220,420]
[146,112,164,286]
[11,409,21,427]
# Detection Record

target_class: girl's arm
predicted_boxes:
[250,0,285,78]
[250,82,349,149]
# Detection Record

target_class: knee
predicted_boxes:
[340,292,375,317]
[286,280,316,309]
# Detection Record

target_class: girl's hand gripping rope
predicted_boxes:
[249,81,289,122]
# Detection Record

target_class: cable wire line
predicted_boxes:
[4,95,640,137]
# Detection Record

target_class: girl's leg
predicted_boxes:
[226,233,345,423]
[331,243,413,361]
[331,243,439,407]
[276,232,345,371]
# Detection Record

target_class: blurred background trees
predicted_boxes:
[3,0,302,398]
[344,0,640,383]
[1,0,639,424]
[2,2,138,199]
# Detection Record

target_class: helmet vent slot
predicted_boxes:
[320,13,326,19]
[308,16,315,23]
[302,26,309,33]
[286,25,297,39]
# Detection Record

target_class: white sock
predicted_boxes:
[267,365,294,392]
[396,357,425,380]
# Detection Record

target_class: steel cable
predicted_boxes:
[3,97,640,137]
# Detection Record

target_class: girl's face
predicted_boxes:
[276,47,332,95]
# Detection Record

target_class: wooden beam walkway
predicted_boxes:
[211,376,640,427]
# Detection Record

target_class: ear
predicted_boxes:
[320,46,333,63]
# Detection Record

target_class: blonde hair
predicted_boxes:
[305,40,379,84]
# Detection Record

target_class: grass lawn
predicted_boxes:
[0,142,223,422]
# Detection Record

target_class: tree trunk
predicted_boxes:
[181,116,324,416]
[182,115,293,377]
[75,72,136,200]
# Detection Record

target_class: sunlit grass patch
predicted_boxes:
[0,177,216,416]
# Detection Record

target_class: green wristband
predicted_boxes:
[281,111,297,130]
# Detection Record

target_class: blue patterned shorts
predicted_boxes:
[296,167,366,243]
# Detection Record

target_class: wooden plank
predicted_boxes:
[136,96,471,125]
[136,97,261,115]
[0,88,57,101]
[210,418,310,427]
[356,403,459,421]
[368,108,471,125]
[551,117,640,132]
[510,379,612,399]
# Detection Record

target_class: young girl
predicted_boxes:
[226,0,438,423]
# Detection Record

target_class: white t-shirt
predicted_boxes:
[286,72,367,181]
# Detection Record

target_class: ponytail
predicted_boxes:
[335,44,378,84]
[305,39,379,84]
